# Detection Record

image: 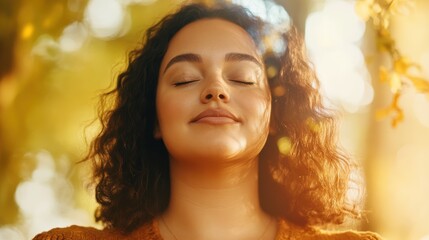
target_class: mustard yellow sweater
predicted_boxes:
[33,219,383,240]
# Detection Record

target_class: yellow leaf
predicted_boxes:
[393,58,421,74]
[381,17,390,29]
[389,72,402,93]
[392,113,404,127]
[408,75,429,93]
[376,30,395,52]
[390,93,404,127]
[394,57,410,74]
[376,93,404,128]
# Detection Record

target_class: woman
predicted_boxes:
[34,1,382,239]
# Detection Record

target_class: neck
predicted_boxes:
[159,158,276,240]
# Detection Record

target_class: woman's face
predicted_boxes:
[156,18,271,165]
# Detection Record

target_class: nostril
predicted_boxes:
[219,94,225,99]
[206,94,213,99]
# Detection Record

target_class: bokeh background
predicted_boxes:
[1,0,428,239]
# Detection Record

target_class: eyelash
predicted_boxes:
[172,79,255,86]
[230,80,255,85]
[173,80,199,86]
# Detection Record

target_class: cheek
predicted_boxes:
[236,90,271,156]
[156,89,194,133]
[239,89,271,131]
[157,96,177,131]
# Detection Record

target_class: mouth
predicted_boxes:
[190,108,240,125]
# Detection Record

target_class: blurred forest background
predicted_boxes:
[1,0,428,239]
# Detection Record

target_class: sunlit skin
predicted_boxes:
[156,19,276,240]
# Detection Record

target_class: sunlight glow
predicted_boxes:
[15,181,57,216]
[232,0,267,19]
[231,0,290,30]
[231,0,290,55]
[9,151,93,239]
[322,0,365,43]
[0,227,25,240]
[420,235,429,240]
[59,22,88,52]
[32,35,60,60]
[277,136,292,156]
[84,0,126,39]
[345,169,364,206]
[21,23,34,39]
[305,0,372,112]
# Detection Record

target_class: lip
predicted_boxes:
[190,108,240,125]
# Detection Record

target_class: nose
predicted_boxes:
[200,81,230,103]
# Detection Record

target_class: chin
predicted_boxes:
[202,137,246,154]
[172,140,261,165]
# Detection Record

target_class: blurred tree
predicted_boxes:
[0,0,21,226]
[0,0,76,225]
[0,0,19,79]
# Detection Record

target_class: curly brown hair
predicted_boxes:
[86,1,358,233]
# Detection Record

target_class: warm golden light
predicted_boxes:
[1,1,429,240]
[277,136,292,156]
[21,23,34,39]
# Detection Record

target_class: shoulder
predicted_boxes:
[33,225,100,240]
[32,225,106,240]
[315,229,384,240]
[31,225,123,240]
[276,219,384,240]
[32,221,161,240]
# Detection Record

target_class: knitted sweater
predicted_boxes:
[33,219,383,240]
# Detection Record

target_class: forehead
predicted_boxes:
[162,18,260,63]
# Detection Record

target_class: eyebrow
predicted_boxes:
[163,53,202,73]
[225,53,262,68]
[163,52,262,73]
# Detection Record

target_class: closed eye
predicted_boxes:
[173,80,199,87]
[230,80,255,85]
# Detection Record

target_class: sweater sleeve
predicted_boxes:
[319,230,384,240]
[31,222,161,240]
[346,231,384,240]
[32,225,100,240]
[275,219,384,240]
